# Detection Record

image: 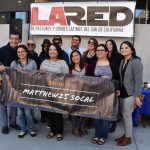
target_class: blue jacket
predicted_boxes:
[0,43,18,67]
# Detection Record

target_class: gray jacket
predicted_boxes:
[119,58,143,97]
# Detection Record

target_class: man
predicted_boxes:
[65,35,85,64]
[0,31,21,134]
[52,36,69,66]
[26,40,40,69]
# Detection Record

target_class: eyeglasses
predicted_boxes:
[88,41,95,45]
[27,43,35,46]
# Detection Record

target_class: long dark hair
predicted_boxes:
[105,39,119,58]
[16,44,29,66]
[120,41,141,60]
[48,43,63,59]
[70,50,84,70]
[16,44,29,61]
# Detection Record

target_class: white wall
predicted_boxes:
[134,24,150,83]
[0,23,149,82]
[0,22,29,47]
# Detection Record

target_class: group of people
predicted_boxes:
[0,32,143,146]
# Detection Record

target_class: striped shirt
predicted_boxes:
[40,59,69,74]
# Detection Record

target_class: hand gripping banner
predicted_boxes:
[0,68,118,120]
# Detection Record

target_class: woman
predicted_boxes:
[39,39,51,64]
[105,39,123,65]
[86,44,119,145]
[105,39,123,133]
[70,50,88,137]
[115,41,143,146]
[83,38,98,129]
[40,43,69,141]
[39,39,51,123]
[11,45,37,138]
[83,38,98,65]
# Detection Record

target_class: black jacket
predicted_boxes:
[0,43,18,67]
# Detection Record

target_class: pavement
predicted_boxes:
[0,110,149,150]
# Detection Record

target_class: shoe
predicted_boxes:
[47,131,54,139]
[109,122,116,133]
[115,134,125,143]
[79,126,88,135]
[2,126,9,134]
[10,124,20,130]
[72,128,82,137]
[30,131,36,137]
[91,137,99,144]
[56,134,63,141]
[91,137,106,145]
[117,137,131,146]
[18,131,26,138]
[97,138,105,145]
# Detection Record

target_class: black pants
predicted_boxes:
[47,112,63,134]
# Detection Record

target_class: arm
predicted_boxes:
[32,60,37,70]
[61,60,69,74]
[39,60,46,71]
[10,61,17,69]
[132,59,143,97]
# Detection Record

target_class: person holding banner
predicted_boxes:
[115,41,143,146]
[86,44,119,145]
[10,44,37,138]
[105,39,123,133]
[40,43,69,141]
[0,31,21,134]
[82,38,98,129]
[70,50,88,137]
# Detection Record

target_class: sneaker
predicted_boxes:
[30,131,36,137]
[10,124,20,130]
[18,131,26,138]
[2,126,9,134]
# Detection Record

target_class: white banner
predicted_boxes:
[30,1,136,37]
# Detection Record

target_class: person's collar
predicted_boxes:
[7,43,17,50]
[71,46,79,51]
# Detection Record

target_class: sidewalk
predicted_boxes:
[0,111,149,150]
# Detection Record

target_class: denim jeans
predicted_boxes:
[18,107,34,132]
[1,105,17,127]
[95,119,110,140]
[71,116,87,129]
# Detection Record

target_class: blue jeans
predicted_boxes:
[71,116,87,129]
[95,119,110,140]
[1,105,17,127]
[18,107,34,132]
